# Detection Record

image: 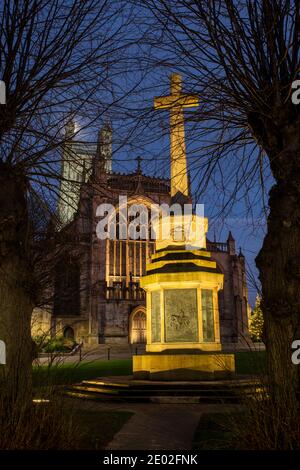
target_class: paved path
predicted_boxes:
[106,403,240,450]
[107,404,201,450]
[66,398,241,450]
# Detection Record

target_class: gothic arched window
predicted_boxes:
[54,258,80,316]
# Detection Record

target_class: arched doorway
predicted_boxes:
[63,326,75,340]
[130,308,146,344]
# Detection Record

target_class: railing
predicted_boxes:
[70,341,84,360]
[207,241,228,253]
[105,284,145,301]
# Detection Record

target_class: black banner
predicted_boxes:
[0,450,298,468]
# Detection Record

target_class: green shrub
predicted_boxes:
[33,335,77,353]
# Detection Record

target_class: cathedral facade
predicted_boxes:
[32,121,250,349]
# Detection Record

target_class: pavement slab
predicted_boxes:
[105,403,240,450]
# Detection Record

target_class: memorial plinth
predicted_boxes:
[133,353,235,381]
[133,214,235,380]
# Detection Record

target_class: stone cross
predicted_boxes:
[154,74,198,198]
[136,156,142,174]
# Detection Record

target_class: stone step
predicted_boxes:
[81,379,255,391]
[65,391,239,404]
[65,376,259,404]
[65,391,150,403]
[81,380,129,389]
[149,396,239,404]
[71,385,119,395]
[70,385,240,397]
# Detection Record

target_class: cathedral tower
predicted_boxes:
[58,120,112,225]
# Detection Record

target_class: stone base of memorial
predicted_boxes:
[133,352,235,380]
[136,234,235,381]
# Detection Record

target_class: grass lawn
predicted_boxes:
[73,408,134,449]
[32,350,265,387]
[192,412,241,450]
[33,359,132,387]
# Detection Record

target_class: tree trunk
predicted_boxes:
[0,164,34,408]
[256,163,300,405]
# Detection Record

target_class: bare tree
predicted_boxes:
[141,0,300,403]
[0,0,134,407]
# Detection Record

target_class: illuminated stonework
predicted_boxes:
[154,73,198,198]
[134,74,235,379]
[140,228,224,352]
